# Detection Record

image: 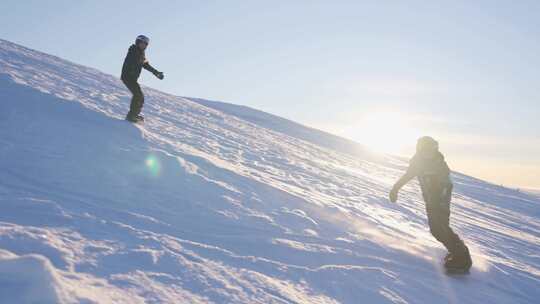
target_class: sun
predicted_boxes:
[354,110,419,155]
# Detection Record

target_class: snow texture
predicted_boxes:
[0,38,539,303]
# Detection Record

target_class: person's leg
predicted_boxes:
[426,185,472,268]
[131,82,144,116]
[426,201,463,254]
[123,80,144,118]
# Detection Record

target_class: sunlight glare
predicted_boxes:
[355,111,419,155]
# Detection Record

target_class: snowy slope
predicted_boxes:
[186,98,387,164]
[0,38,539,303]
[525,189,540,198]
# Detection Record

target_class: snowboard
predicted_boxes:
[125,115,144,123]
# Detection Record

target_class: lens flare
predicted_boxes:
[145,155,161,177]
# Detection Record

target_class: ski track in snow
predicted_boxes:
[0,38,539,303]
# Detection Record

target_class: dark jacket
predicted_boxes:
[407,151,452,203]
[121,44,158,82]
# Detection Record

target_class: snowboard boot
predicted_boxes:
[444,252,453,263]
[445,242,472,272]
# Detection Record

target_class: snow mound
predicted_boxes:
[0,248,138,304]
[1,38,539,303]
[0,249,63,303]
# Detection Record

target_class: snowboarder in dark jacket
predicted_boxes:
[389,136,472,272]
[121,35,164,122]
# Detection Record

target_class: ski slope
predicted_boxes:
[0,38,539,303]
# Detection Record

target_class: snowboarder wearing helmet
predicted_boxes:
[121,35,164,122]
[389,136,472,273]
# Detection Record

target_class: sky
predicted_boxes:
[1,0,539,189]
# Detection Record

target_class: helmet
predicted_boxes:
[416,136,439,153]
[136,35,150,45]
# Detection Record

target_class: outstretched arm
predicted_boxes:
[143,60,164,79]
[142,60,158,74]
[389,171,416,203]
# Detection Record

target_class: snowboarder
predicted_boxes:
[121,35,164,122]
[389,136,472,273]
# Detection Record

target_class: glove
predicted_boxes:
[155,71,164,80]
[389,187,398,203]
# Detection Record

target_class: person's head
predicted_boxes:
[135,35,150,51]
[416,136,439,157]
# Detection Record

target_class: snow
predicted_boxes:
[525,189,540,198]
[0,38,539,303]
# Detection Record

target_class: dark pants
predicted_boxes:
[122,79,144,117]
[425,184,465,255]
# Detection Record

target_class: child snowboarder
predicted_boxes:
[121,35,164,122]
[389,136,472,272]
